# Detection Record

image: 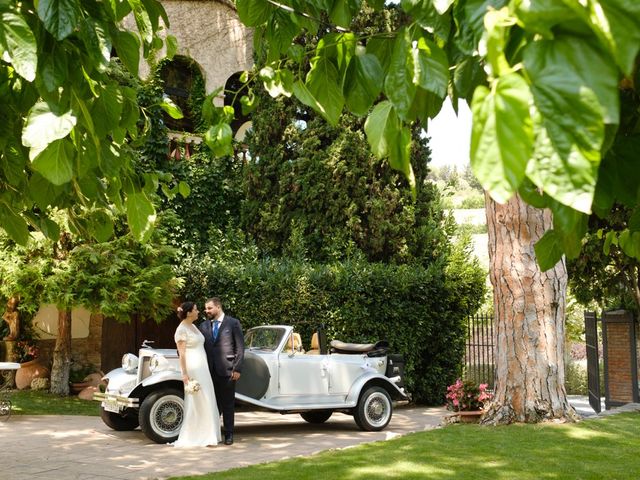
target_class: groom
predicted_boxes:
[201,297,244,445]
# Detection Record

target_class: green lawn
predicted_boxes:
[5,389,100,416]
[169,413,640,480]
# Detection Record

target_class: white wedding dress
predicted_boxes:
[172,322,221,447]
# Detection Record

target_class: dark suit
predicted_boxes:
[199,314,244,435]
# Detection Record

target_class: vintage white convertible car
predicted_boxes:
[95,325,409,443]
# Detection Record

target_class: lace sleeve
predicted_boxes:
[174,325,188,344]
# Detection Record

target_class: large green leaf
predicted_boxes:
[87,210,115,243]
[22,101,77,158]
[524,35,616,213]
[37,0,81,40]
[549,200,588,259]
[0,203,30,245]
[159,96,183,119]
[618,229,640,259]
[204,123,233,157]
[126,191,156,242]
[384,29,416,121]
[563,0,640,76]
[595,135,640,210]
[259,67,294,98]
[401,0,451,42]
[367,36,395,75]
[364,100,416,195]
[114,30,141,77]
[30,139,75,185]
[515,0,576,38]
[470,73,533,203]
[317,32,356,79]
[28,172,65,209]
[237,0,274,26]
[79,18,112,73]
[365,100,395,158]
[454,0,509,54]
[525,35,619,123]
[128,0,153,44]
[297,56,344,126]
[343,50,383,116]
[92,85,124,137]
[412,36,449,98]
[329,0,361,28]
[141,0,169,31]
[264,10,299,63]
[40,46,68,92]
[433,0,455,14]
[0,11,38,81]
[534,229,565,271]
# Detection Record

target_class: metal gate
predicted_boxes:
[584,311,601,413]
[465,312,494,388]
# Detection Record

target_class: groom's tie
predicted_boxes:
[212,320,219,341]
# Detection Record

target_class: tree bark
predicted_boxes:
[482,193,579,424]
[50,309,72,396]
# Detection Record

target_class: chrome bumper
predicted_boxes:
[94,392,139,412]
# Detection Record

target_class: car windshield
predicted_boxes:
[244,327,287,351]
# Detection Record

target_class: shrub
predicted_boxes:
[564,359,588,395]
[181,254,485,404]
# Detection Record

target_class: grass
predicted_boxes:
[4,389,100,416]
[168,413,640,480]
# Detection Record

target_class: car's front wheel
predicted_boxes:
[354,386,392,431]
[300,409,333,424]
[139,388,184,443]
[100,407,140,431]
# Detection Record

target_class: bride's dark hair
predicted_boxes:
[177,301,196,320]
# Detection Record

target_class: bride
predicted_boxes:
[172,302,221,447]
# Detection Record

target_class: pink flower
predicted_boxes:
[445,378,493,412]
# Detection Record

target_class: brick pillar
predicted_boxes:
[602,310,639,408]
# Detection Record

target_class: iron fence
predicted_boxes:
[464,312,495,388]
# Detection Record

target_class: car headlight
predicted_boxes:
[149,354,170,373]
[121,353,139,373]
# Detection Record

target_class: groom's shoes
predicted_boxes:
[224,433,234,445]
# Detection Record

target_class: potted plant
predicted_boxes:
[445,378,493,422]
[14,339,49,390]
[15,339,38,363]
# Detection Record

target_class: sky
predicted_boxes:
[427,98,472,169]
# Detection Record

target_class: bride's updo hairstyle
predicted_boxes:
[178,301,196,320]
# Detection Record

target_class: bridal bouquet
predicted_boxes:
[184,379,201,394]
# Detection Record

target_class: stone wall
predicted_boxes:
[122,0,253,100]
[34,313,104,373]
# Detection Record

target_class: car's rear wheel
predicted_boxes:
[300,409,333,424]
[354,386,392,431]
[139,388,184,443]
[100,407,140,431]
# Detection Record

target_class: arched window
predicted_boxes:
[158,56,205,132]
[224,72,251,136]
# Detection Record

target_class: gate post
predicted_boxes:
[601,310,639,409]
[584,312,601,413]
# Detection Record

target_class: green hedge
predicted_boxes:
[181,256,484,404]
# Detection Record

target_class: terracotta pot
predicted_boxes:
[15,359,50,390]
[70,381,92,394]
[457,410,483,423]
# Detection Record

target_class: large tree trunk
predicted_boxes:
[482,193,579,424]
[50,309,72,396]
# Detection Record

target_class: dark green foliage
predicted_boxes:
[181,242,485,404]
[242,91,451,265]
[568,204,640,314]
[158,150,244,259]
